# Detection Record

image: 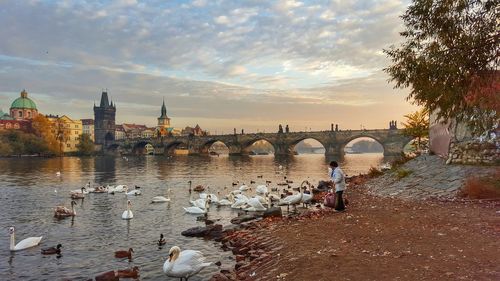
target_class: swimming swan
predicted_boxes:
[9,226,42,251]
[163,246,211,281]
[121,200,134,220]
[152,189,172,203]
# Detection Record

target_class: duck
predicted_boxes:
[158,234,166,246]
[163,246,211,281]
[9,226,42,252]
[188,180,192,194]
[95,267,139,281]
[115,248,133,260]
[54,201,77,218]
[41,244,62,255]
[184,200,209,214]
[121,200,134,220]
[116,266,140,278]
[152,188,172,203]
[250,180,256,184]
[193,185,205,192]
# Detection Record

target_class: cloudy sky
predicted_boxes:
[0,0,417,133]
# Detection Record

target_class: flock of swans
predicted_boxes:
[10,170,317,280]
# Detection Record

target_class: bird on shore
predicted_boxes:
[115,248,133,260]
[41,244,62,255]
[9,226,42,252]
[163,246,211,281]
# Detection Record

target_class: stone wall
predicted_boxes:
[446,140,499,165]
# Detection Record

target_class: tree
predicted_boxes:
[402,108,429,151]
[384,0,499,135]
[32,115,59,155]
[76,133,95,156]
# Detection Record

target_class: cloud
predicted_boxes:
[0,0,415,132]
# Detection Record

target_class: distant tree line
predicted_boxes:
[0,115,94,157]
[351,140,384,153]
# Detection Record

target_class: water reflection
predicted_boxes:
[0,153,389,281]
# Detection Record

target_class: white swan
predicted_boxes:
[184,201,209,214]
[217,194,234,206]
[190,198,208,209]
[152,189,171,203]
[231,196,248,209]
[126,189,141,196]
[256,185,268,195]
[279,189,303,211]
[244,197,267,211]
[200,193,219,204]
[121,200,134,220]
[109,185,127,194]
[56,171,61,176]
[9,227,42,251]
[239,184,249,191]
[70,187,89,194]
[163,246,211,280]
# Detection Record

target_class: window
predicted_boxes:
[66,144,71,148]
[75,131,79,135]
[18,111,22,117]
[75,125,79,128]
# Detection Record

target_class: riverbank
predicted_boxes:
[209,157,500,281]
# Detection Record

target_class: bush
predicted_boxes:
[458,172,500,199]
[395,169,412,179]
[368,167,384,178]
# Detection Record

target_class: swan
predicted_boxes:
[189,198,208,209]
[109,185,127,194]
[184,200,209,214]
[115,248,133,260]
[56,171,61,176]
[163,246,211,281]
[121,200,134,220]
[239,184,249,191]
[256,185,268,195]
[244,197,267,211]
[71,187,89,194]
[9,226,42,251]
[41,244,62,255]
[231,196,248,209]
[279,189,303,212]
[54,200,77,218]
[126,189,141,196]
[152,189,172,203]
[217,194,234,206]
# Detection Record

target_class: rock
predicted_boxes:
[263,207,282,218]
[181,224,223,238]
[210,273,230,281]
[215,261,222,266]
[231,214,258,224]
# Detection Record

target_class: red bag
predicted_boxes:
[324,192,336,208]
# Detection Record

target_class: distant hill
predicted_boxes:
[349,140,383,153]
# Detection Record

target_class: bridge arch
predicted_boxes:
[200,139,230,155]
[242,138,276,155]
[341,135,386,155]
[132,141,155,155]
[164,140,188,156]
[289,137,327,155]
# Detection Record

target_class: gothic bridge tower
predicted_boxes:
[94,91,116,146]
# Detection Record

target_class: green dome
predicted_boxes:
[10,90,37,110]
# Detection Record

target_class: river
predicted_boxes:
[0,153,388,280]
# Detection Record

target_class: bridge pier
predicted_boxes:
[274,143,294,156]
[324,143,343,157]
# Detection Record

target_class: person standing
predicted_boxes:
[329,161,346,211]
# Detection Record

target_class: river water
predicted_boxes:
[0,153,387,281]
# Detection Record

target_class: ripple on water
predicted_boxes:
[0,154,384,280]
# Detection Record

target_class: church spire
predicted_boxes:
[160,98,167,117]
[100,91,110,107]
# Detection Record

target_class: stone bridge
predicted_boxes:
[106,128,413,157]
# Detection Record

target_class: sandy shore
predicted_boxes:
[210,181,500,281]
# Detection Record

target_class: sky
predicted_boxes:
[0,0,418,134]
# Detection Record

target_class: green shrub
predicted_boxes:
[395,169,412,179]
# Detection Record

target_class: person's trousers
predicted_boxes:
[335,190,345,211]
